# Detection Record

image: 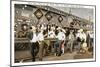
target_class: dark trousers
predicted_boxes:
[30,42,39,61]
[90,38,93,48]
[54,40,62,56]
[77,42,81,51]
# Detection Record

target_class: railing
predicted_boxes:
[14,37,57,62]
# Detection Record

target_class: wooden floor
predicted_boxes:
[15,50,93,63]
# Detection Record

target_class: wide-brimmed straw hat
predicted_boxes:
[57,27,61,30]
[31,26,36,31]
[78,29,83,32]
[61,28,66,33]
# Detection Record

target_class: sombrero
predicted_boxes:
[31,26,36,31]
[61,28,66,33]
[57,27,61,30]
[78,29,83,32]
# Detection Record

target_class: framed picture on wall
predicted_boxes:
[10,0,96,66]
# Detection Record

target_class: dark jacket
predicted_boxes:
[27,31,33,40]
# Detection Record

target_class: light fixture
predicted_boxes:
[22,7,24,10]
[16,11,19,14]
[25,5,27,8]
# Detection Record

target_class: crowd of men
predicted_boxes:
[15,23,94,62]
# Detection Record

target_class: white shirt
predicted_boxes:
[57,32,66,40]
[76,32,82,39]
[90,33,94,38]
[69,33,75,40]
[30,33,38,42]
[82,32,86,42]
[38,32,44,41]
[76,32,86,42]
